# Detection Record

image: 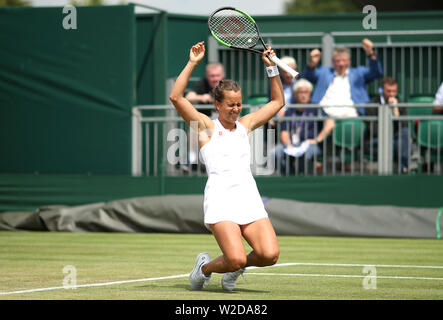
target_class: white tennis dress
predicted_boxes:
[200,118,268,226]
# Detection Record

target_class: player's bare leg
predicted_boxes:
[241,218,280,268]
[202,221,247,276]
[215,218,280,291]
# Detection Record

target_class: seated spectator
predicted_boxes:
[273,79,335,175]
[185,62,225,117]
[279,56,298,112]
[365,77,411,173]
[433,82,443,114]
[302,39,383,118]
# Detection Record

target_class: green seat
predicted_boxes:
[334,119,366,148]
[246,95,268,106]
[407,95,434,116]
[407,95,435,103]
[245,95,268,116]
[418,120,443,163]
[419,120,443,148]
[406,95,435,141]
[333,119,366,163]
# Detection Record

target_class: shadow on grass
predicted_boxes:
[138,283,269,294]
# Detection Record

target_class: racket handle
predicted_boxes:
[270,55,299,79]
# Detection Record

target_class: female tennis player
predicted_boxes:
[169,41,284,291]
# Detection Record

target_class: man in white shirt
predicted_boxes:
[319,59,357,118]
[302,39,383,118]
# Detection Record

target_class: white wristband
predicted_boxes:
[266,65,279,78]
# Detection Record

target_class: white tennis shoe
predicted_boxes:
[221,268,246,291]
[189,252,211,290]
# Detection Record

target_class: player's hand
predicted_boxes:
[190,41,205,64]
[309,49,321,68]
[262,45,276,67]
[362,38,374,56]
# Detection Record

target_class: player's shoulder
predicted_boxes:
[200,113,215,129]
[238,114,253,132]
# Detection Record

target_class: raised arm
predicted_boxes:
[361,38,383,82]
[240,47,285,132]
[169,41,212,128]
[301,49,322,84]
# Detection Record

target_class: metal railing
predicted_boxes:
[132,104,443,177]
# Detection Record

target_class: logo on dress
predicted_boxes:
[219,131,223,136]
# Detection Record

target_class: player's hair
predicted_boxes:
[213,79,241,102]
[333,46,351,58]
[382,77,398,87]
[292,79,313,93]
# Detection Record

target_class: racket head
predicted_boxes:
[208,7,261,51]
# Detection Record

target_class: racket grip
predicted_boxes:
[270,56,299,79]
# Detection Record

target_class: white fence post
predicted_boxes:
[132,107,143,176]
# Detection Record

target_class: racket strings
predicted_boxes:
[209,10,259,48]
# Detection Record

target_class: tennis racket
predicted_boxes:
[208,7,299,79]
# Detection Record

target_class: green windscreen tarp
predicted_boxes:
[0,174,441,213]
[0,6,135,174]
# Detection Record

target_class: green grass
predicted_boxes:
[0,231,442,300]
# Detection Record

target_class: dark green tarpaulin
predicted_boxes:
[0,174,441,213]
[0,195,441,239]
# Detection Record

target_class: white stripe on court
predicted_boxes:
[1,261,443,296]
[247,262,443,270]
[0,274,189,296]
[247,272,443,281]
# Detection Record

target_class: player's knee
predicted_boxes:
[226,255,247,271]
[259,248,280,266]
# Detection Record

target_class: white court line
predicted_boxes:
[1,261,442,296]
[247,273,443,281]
[247,262,443,270]
[0,274,188,296]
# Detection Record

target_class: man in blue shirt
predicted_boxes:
[302,39,383,117]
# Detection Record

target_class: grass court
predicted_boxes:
[1,231,442,300]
